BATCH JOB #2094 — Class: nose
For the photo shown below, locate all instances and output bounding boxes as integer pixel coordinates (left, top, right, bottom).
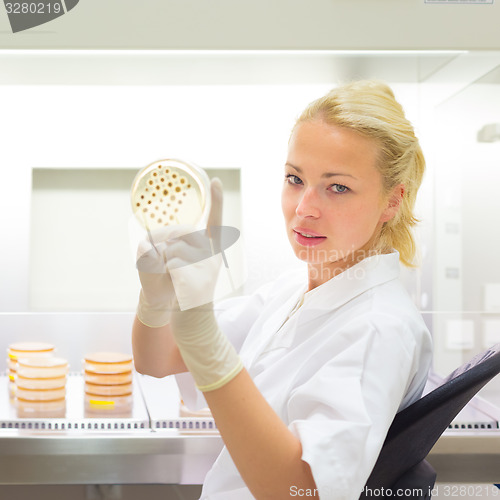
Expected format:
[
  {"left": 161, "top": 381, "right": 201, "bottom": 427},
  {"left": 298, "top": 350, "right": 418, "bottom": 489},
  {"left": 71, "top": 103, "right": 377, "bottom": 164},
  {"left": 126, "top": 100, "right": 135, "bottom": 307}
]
[{"left": 295, "top": 187, "right": 321, "bottom": 219}]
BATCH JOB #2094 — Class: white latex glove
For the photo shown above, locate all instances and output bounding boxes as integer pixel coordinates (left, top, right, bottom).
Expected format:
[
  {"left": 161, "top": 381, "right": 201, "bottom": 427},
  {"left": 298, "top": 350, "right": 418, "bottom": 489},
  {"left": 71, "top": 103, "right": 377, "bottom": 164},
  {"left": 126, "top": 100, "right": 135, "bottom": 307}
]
[
  {"left": 169, "top": 178, "right": 244, "bottom": 392},
  {"left": 135, "top": 225, "right": 191, "bottom": 328},
  {"left": 164, "top": 224, "right": 223, "bottom": 312}
]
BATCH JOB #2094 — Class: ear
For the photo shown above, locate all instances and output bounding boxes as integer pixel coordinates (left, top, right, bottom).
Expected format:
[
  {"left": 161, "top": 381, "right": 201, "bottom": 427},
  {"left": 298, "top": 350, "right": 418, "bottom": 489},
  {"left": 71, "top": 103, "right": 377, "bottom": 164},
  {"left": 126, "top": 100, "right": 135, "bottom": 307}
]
[{"left": 380, "top": 183, "right": 405, "bottom": 223}]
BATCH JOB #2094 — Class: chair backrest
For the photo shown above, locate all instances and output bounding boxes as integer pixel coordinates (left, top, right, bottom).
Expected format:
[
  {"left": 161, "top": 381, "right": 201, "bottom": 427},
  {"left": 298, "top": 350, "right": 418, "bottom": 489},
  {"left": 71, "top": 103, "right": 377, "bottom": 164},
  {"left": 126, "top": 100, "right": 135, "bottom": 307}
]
[{"left": 360, "top": 343, "right": 500, "bottom": 498}]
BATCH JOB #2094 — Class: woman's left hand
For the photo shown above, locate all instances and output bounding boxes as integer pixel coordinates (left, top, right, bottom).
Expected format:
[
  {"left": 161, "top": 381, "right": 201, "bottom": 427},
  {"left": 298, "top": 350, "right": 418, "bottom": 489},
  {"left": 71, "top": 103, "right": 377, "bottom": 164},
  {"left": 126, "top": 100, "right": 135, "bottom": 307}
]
[
  {"left": 165, "top": 178, "right": 224, "bottom": 311},
  {"left": 167, "top": 178, "right": 244, "bottom": 392}
]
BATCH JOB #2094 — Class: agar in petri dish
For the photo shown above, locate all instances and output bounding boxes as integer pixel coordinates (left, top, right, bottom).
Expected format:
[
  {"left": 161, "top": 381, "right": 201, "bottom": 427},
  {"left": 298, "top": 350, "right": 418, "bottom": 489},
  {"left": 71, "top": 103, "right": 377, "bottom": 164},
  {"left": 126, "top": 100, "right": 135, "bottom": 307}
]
[{"left": 131, "top": 159, "right": 211, "bottom": 230}]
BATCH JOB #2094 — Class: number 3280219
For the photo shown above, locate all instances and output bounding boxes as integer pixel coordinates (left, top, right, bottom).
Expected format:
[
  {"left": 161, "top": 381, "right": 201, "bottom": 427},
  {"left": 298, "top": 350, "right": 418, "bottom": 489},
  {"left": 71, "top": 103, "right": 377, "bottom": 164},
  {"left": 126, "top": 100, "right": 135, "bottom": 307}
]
[{"left": 5, "top": 2, "right": 62, "bottom": 14}]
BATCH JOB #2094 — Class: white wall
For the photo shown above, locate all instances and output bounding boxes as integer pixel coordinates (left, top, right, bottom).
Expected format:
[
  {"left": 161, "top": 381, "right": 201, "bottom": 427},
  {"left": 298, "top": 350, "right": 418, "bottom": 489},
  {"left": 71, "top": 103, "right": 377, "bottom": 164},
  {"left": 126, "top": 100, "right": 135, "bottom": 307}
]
[
  {"left": 0, "top": 83, "right": 332, "bottom": 311},
  {"left": 0, "top": 69, "right": 425, "bottom": 312}
]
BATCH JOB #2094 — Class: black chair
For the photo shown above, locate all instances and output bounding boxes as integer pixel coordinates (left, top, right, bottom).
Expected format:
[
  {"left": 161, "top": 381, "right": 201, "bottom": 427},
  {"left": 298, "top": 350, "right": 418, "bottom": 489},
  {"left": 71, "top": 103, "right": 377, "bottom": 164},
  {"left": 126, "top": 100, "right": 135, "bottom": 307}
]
[{"left": 360, "top": 343, "right": 500, "bottom": 499}]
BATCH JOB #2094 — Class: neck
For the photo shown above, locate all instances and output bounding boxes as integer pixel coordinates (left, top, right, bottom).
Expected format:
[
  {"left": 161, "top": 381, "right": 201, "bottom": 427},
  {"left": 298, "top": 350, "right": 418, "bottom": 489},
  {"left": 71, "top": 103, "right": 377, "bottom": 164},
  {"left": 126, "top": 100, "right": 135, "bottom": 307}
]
[
  {"left": 307, "top": 252, "right": 358, "bottom": 290},
  {"left": 306, "top": 226, "right": 387, "bottom": 290},
  {"left": 306, "top": 246, "right": 381, "bottom": 291}
]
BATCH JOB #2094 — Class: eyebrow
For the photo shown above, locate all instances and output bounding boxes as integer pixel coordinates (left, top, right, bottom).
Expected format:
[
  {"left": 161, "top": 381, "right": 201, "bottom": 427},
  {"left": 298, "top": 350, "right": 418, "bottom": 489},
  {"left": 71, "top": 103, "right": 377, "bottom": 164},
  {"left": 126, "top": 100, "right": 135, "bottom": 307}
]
[{"left": 285, "top": 163, "right": 358, "bottom": 180}]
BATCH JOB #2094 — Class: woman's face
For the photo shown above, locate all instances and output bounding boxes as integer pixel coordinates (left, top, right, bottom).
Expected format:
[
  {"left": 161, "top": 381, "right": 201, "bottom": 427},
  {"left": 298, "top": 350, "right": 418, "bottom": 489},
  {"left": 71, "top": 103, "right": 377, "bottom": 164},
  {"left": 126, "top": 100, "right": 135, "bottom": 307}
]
[{"left": 282, "top": 119, "right": 400, "bottom": 283}]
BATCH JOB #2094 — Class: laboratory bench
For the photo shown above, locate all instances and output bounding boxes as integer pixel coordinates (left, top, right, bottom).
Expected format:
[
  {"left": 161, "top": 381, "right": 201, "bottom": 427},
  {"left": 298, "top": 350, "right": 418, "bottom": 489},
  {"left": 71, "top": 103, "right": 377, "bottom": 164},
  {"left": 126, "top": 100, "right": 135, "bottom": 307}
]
[
  {"left": 1, "top": 313, "right": 500, "bottom": 486},
  {"left": 0, "top": 373, "right": 223, "bottom": 485},
  {"left": 0, "top": 372, "right": 499, "bottom": 486},
  {"left": 0, "top": 312, "right": 224, "bottom": 486}
]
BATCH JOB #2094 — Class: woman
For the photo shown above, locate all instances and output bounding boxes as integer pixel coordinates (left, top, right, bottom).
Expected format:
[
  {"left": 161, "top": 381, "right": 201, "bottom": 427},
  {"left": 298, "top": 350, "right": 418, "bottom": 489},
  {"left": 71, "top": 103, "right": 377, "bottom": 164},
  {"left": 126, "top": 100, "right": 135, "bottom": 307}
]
[{"left": 132, "top": 80, "right": 433, "bottom": 500}]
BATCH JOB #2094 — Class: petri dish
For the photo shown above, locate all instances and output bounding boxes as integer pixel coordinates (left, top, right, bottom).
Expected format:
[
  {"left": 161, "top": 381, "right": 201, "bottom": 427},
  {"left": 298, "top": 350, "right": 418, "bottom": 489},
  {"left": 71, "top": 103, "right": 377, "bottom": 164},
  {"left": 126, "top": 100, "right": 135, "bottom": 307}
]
[
  {"left": 7, "top": 359, "right": 18, "bottom": 371},
  {"left": 85, "top": 381, "right": 132, "bottom": 397},
  {"left": 7, "top": 342, "right": 55, "bottom": 360},
  {"left": 84, "top": 393, "right": 133, "bottom": 415},
  {"left": 8, "top": 343, "right": 58, "bottom": 399},
  {"left": 16, "top": 375, "right": 67, "bottom": 390},
  {"left": 17, "top": 357, "right": 69, "bottom": 379},
  {"left": 16, "top": 386, "right": 66, "bottom": 401},
  {"left": 17, "top": 398, "right": 66, "bottom": 418},
  {"left": 7, "top": 358, "right": 17, "bottom": 383},
  {"left": 84, "top": 370, "right": 132, "bottom": 385},
  {"left": 131, "top": 158, "right": 211, "bottom": 230},
  {"left": 84, "top": 352, "right": 133, "bottom": 374}
]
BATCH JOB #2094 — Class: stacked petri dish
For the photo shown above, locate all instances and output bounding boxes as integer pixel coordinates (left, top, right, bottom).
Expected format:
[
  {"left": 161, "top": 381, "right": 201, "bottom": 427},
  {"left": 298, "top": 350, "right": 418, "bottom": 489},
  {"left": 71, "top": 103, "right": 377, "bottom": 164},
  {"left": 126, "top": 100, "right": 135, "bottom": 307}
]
[
  {"left": 83, "top": 352, "right": 133, "bottom": 414},
  {"left": 15, "top": 357, "right": 69, "bottom": 417},
  {"left": 7, "top": 342, "right": 55, "bottom": 397}
]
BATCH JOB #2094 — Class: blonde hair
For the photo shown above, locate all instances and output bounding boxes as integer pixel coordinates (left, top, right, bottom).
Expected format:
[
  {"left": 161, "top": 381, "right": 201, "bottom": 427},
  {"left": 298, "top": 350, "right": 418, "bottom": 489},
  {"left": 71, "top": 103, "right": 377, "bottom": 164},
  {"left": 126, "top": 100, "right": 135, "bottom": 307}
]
[{"left": 294, "top": 80, "right": 425, "bottom": 267}]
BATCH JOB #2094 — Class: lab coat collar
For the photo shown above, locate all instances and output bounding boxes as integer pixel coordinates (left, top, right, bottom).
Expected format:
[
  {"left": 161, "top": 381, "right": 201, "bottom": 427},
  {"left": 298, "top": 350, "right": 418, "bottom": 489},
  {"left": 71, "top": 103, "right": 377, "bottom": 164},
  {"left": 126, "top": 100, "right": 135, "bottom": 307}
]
[
  {"left": 302, "top": 250, "right": 401, "bottom": 313},
  {"left": 243, "top": 251, "right": 401, "bottom": 370}
]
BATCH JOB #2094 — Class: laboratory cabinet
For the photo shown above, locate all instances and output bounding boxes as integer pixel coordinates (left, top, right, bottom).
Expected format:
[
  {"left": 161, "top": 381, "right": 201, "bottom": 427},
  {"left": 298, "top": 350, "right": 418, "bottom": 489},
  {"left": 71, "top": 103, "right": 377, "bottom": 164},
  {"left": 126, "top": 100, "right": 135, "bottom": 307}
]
[{"left": 2, "top": 49, "right": 500, "bottom": 493}]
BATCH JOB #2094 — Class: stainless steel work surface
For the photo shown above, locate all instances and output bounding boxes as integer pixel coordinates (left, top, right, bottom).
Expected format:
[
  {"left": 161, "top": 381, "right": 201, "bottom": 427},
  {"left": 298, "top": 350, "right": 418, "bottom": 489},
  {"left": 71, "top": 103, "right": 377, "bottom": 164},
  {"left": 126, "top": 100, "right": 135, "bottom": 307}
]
[
  {"left": 429, "top": 431, "right": 500, "bottom": 483},
  {"left": 0, "top": 430, "right": 223, "bottom": 485},
  {"left": 1, "top": 368, "right": 500, "bottom": 485},
  {"left": 137, "top": 374, "right": 217, "bottom": 433},
  {"left": 0, "top": 373, "right": 223, "bottom": 485}
]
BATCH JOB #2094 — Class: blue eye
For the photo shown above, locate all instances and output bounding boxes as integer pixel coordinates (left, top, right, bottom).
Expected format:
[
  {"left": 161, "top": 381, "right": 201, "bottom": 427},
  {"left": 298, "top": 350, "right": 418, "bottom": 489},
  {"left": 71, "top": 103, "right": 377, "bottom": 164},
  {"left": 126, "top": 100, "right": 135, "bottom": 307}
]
[
  {"left": 331, "top": 184, "right": 349, "bottom": 194},
  {"left": 286, "top": 174, "right": 302, "bottom": 185}
]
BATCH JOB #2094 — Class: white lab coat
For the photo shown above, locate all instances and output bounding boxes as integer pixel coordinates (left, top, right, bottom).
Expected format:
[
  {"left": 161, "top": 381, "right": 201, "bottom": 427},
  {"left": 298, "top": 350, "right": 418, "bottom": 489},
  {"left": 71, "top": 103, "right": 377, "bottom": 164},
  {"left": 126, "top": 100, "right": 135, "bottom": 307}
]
[{"left": 176, "top": 251, "right": 433, "bottom": 500}]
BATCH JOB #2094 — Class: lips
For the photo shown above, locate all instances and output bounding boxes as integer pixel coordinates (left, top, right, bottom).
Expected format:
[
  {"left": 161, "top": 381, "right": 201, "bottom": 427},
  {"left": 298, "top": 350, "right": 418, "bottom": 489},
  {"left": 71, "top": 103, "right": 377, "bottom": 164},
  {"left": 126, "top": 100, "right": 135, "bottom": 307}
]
[{"left": 293, "top": 228, "right": 326, "bottom": 247}]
